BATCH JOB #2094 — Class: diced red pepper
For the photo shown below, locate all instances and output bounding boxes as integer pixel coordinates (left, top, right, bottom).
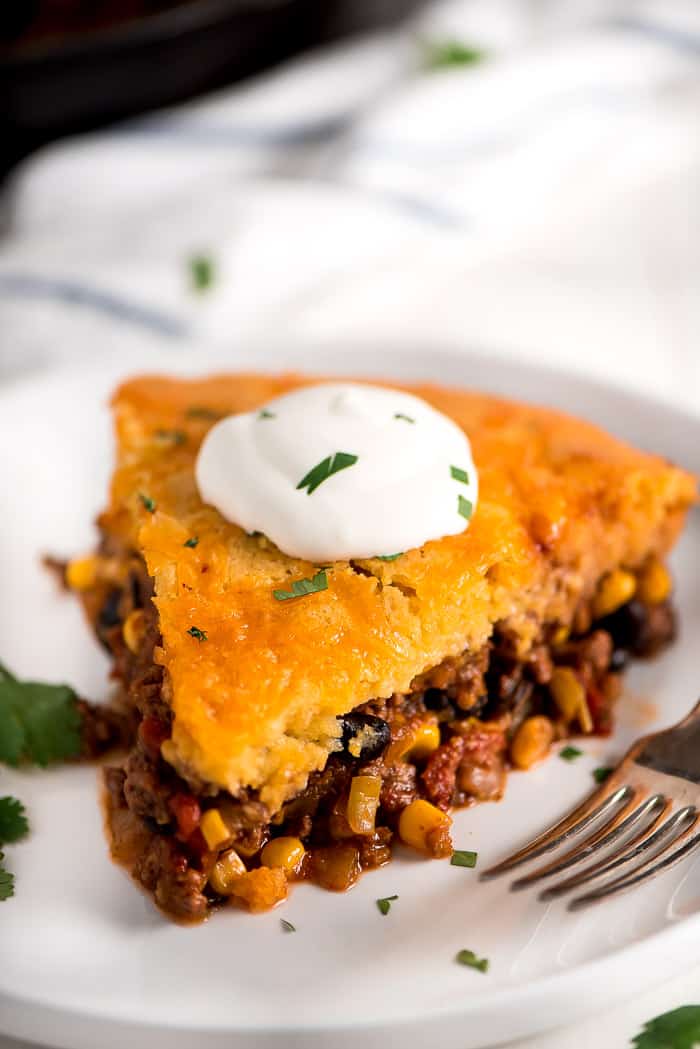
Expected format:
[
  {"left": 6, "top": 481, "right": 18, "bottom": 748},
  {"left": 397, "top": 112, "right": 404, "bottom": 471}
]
[
  {"left": 586, "top": 685, "right": 613, "bottom": 737},
  {"left": 169, "top": 792, "right": 201, "bottom": 840}
]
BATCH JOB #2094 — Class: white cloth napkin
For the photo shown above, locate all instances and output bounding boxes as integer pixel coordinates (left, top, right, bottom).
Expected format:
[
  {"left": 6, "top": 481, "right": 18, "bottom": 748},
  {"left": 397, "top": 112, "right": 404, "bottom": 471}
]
[{"left": 1, "top": 0, "right": 699, "bottom": 409}]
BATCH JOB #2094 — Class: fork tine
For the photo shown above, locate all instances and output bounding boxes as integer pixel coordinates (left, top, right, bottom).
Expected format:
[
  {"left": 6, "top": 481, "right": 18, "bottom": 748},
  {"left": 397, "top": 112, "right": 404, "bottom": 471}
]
[
  {"left": 480, "top": 785, "right": 634, "bottom": 880},
  {"left": 569, "top": 809, "right": 700, "bottom": 910},
  {"left": 540, "top": 803, "right": 693, "bottom": 901},
  {"left": 510, "top": 793, "right": 666, "bottom": 892}
]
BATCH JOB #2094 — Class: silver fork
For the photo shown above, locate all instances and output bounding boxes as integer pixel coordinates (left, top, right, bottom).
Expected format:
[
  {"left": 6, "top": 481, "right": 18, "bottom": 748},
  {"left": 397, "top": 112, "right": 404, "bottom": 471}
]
[{"left": 480, "top": 700, "right": 700, "bottom": 909}]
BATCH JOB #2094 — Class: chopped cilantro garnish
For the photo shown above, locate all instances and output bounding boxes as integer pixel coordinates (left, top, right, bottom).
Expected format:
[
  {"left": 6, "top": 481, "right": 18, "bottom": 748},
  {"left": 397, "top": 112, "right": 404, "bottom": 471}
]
[
  {"left": 297, "top": 452, "right": 358, "bottom": 495},
  {"left": 458, "top": 494, "right": 473, "bottom": 520},
  {"left": 0, "top": 857, "right": 14, "bottom": 901},
  {"left": 560, "top": 746, "right": 583, "bottom": 762},
  {"left": 187, "top": 626, "right": 208, "bottom": 642},
  {"left": 155, "top": 429, "right": 186, "bottom": 446},
  {"left": 0, "top": 797, "right": 29, "bottom": 844},
  {"left": 273, "top": 569, "right": 328, "bottom": 602},
  {"left": 450, "top": 465, "right": 470, "bottom": 485},
  {"left": 259, "top": 410, "right": 276, "bottom": 420},
  {"left": 376, "top": 553, "right": 403, "bottom": 562},
  {"left": 183, "top": 536, "right": 199, "bottom": 548},
  {"left": 139, "top": 493, "right": 157, "bottom": 513},
  {"left": 376, "top": 895, "right": 398, "bottom": 916},
  {"left": 455, "top": 948, "right": 489, "bottom": 973},
  {"left": 280, "top": 918, "right": 296, "bottom": 932},
  {"left": 394, "top": 413, "right": 415, "bottom": 424},
  {"left": 0, "top": 661, "right": 82, "bottom": 767},
  {"left": 632, "top": 1006, "right": 700, "bottom": 1049},
  {"left": 593, "top": 766, "right": 613, "bottom": 783},
  {"left": 189, "top": 254, "right": 215, "bottom": 292},
  {"left": 424, "top": 39, "right": 485, "bottom": 71},
  {"left": 186, "top": 406, "right": 222, "bottom": 421},
  {"left": 451, "top": 850, "right": 478, "bottom": 869}
]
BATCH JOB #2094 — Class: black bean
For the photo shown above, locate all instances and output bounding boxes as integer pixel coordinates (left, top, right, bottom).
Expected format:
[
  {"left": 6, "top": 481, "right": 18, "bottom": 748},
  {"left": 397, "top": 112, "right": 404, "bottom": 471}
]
[
  {"left": 609, "top": 648, "right": 629, "bottom": 673},
  {"left": 99, "top": 588, "right": 123, "bottom": 629},
  {"left": 423, "top": 688, "right": 453, "bottom": 712},
  {"left": 338, "top": 713, "right": 391, "bottom": 762},
  {"left": 454, "top": 693, "right": 489, "bottom": 718}
]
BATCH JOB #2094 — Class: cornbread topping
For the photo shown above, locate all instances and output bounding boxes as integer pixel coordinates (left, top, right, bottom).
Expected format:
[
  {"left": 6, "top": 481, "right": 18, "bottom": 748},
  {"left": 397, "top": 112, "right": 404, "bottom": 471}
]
[{"left": 194, "top": 382, "right": 479, "bottom": 561}]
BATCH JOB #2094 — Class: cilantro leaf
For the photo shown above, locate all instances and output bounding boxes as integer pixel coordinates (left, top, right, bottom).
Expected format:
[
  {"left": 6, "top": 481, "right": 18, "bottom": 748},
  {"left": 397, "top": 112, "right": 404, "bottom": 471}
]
[
  {"left": 139, "top": 493, "right": 157, "bottom": 513},
  {"left": 186, "top": 406, "right": 222, "bottom": 421},
  {"left": 560, "top": 746, "right": 583, "bottom": 762},
  {"left": 424, "top": 39, "right": 485, "bottom": 71},
  {"left": 451, "top": 849, "right": 478, "bottom": 868},
  {"left": 394, "top": 413, "right": 415, "bottom": 424},
  {"left": 632, "top": 1006, "right": 700, "bottom": 1049},
  {"left": 183, "top": 536, "right": 199, "bottom": 548},
  {"left": 450, "top": 465, "right": 470, "bottom": 485},
  {"left": 154, "top": 429, "right": 186, "bottom": 446},
  {"left": 455, "top": 948, "right": 489, "bottom": 973},
  {"left": 0, "top": 661, "right": 82, "bottom": 767},
  {"left": 189, "top": 254, "right": 215, "bottom": 292},
  {"left": 273, "top": 569, "right": 329, "bottom": 602},
  {"left": 376, "top": 895, "right": 398, "bottom": 916},
  {"left": 458, "top": 494, "right": 473, "bottom": 520},
  {"left": 187, "top": 626, "right": 208, "bottom": 642},
  {"left": 0, "top": 797, "right": 29, "bottom": 844},
  {"left": 593, "top": 766, "right": 613, "bottom": 783},
  {"left": 0, "top": 854, "right": 14, "bottom": 901},
  {"left": 296, "top": 452, "right": 358, "bottom": 495}
]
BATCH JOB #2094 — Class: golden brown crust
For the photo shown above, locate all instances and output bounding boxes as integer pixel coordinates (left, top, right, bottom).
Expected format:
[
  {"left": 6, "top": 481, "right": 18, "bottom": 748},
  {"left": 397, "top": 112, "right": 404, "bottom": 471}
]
[{"left": 100, "top": 373, "right": 697, "bottom": 810}]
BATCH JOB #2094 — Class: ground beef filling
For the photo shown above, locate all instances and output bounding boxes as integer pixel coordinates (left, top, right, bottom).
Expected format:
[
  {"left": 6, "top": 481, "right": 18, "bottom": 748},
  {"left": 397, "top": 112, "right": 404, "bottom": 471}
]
[{"left": 93, "top": 557, "right": 676, "bottom": 921}]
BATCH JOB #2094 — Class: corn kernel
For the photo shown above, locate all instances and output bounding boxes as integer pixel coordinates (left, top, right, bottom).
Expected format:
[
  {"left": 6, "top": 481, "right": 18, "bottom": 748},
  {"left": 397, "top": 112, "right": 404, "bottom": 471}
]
[
  {"left": 593, "top": 570, "right": 637, "bottom": 620},
  {"left": 510, "top": 716, "right": 554, "bottom": 770},
  {"left": 260, "top": 836, "right": 306, "bottom": 875},
  {"left": 66, "top": 555, "right": 99, "bottom": 591},
  {"left": 549, "top": 667, "right": 585, "bottom": 722},
  {"left": 551, "top": 625, "right": 570, "bottom": 646},
  {"left": 637, "top": 557, "right": 672, "bottom": 606},
  {"left": 346, "top": 775, "right": 382, "bottom": 835},
  {"left": 385, "top": 718, "right": 441, "bottom": 763},
  {"left": 549, "top": 667, "right": 594, "bottom": 734},
  {"left": 122, "top": 609, "right": 146, "bottom": 654},
  {"left": 200, "top": 808, "right": 231, "bottom": 850},
  {"left": 160, "top": 739, "right": 178, "bottom": 765},
  {"left": 398, "top": 799, "right": 452, "bottom": 853},
  {"left": 407, "top": 721, "right": 441, "bottom": 760},
  {"left": 208, "top": 848, "right": 247, "bottom": 895}
]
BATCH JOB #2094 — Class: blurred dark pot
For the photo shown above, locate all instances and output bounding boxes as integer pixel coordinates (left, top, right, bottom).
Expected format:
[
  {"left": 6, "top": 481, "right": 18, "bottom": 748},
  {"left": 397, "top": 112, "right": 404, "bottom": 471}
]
[{"left": 1, "top": 0, "right": 426, "bottom": 177}]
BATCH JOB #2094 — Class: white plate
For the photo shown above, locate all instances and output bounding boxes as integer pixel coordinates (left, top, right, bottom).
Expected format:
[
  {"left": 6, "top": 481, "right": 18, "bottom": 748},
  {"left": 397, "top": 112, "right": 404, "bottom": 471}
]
[{"left": 1, "top": 347, "right": 699, "bottom": 1049}]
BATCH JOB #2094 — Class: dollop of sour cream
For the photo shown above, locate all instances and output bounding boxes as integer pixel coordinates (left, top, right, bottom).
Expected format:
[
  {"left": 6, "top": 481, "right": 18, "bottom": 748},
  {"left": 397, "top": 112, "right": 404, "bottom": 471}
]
[{"left": 195, "top": 383, "right": 478, "bottom": 562}]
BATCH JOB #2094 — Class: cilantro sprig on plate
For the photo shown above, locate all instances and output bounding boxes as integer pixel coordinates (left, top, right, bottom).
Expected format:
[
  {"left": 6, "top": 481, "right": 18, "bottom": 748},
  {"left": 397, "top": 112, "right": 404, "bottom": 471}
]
[
  {"left": 0, "top": 797, "right": 29, "bottom": 843},
  {"left": 0, "top": 661, "right": 82, "bottom": 767},
  {"left": 0, "top": 661, "right": 84, "bottom": 902},
  {"left": 0, "top": 797, "right": 29, "bottom": 901},
  {"left": 632, "top": 1005, "right": 700, "bottom": 1048}
]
